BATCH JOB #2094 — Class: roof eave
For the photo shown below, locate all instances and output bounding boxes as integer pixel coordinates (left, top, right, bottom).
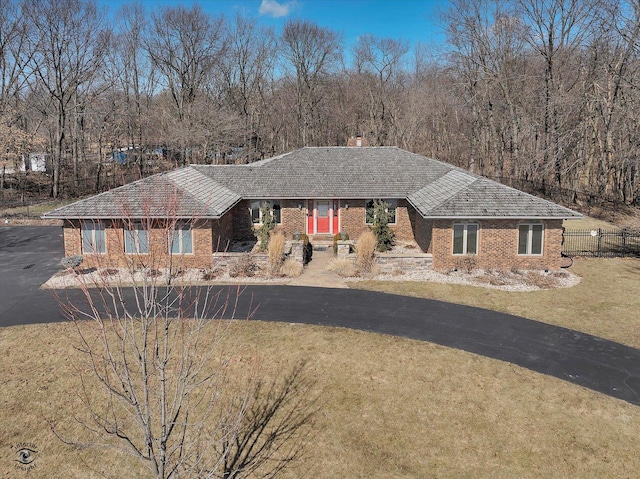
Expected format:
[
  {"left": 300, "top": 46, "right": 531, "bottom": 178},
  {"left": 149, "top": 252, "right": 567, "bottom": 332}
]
[
  {"left": 41, "top": 214, "right": 224, "bottom": 220},
  {"left": 420, "top": 214, "right": 583, "bottom": 219}
]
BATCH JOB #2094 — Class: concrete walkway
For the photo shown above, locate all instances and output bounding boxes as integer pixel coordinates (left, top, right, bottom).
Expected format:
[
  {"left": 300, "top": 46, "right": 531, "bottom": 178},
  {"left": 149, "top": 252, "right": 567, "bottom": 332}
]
[{"left": 288, "top": 245, "right": 348, "bottom": 288}]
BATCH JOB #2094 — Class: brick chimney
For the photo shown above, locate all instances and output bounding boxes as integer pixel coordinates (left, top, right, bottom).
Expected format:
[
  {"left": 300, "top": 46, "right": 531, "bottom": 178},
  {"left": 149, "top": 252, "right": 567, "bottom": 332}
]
[{"left": 347, "top": 134, "right": 368, "bottom": 147}]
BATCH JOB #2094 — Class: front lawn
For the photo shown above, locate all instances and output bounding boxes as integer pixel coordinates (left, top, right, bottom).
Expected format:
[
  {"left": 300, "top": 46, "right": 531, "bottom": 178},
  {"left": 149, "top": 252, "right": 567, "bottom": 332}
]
[
  {"left": 1, "top": 320, "right": 639, "bottom": 478},
  {"left": 354, "top": 257, "right": 640, "bottom": 348}
]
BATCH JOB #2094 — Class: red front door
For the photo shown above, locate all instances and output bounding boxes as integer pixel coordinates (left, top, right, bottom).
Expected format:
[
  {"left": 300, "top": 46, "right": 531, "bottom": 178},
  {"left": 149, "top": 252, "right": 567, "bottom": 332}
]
[{"left": 316, "top": 200, "right": 330, "bottom": 234}]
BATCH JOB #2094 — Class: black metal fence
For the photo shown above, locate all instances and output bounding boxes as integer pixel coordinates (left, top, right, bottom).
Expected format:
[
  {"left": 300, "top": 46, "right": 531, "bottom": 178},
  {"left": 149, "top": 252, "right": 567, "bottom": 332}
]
[{"left": 562, "top": 229, "right": 640, "bottom": 258}]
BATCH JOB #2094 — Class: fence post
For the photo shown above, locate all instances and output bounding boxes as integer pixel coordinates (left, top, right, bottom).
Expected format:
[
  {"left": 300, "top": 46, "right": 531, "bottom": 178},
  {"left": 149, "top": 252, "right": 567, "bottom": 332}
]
[
  {"left": 622, "top": 229, "right": 627, "bottom": 255},
  {"left": 597, "top": 228, "right": 602, "bottom": 257}
]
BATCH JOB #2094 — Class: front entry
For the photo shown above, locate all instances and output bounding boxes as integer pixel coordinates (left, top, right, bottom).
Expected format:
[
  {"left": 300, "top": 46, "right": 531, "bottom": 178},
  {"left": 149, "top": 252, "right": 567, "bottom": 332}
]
[
  {"left": 307, "top": 200, "right": 339, "bottom": 235},
  {"left": 316, "top": 201, "right": 330, "bottom": 234}
]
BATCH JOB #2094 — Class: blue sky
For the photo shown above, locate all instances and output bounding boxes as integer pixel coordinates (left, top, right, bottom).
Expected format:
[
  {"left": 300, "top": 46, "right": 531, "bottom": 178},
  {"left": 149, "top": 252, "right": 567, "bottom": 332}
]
[{"left": 105, "top": 0, "right": 449, "bottom": 51}]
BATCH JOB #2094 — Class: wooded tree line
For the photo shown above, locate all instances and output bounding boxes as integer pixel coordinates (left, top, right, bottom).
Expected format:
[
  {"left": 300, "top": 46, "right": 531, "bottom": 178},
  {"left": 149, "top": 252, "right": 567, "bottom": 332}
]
[{"left": 1, "top": 0, "right": 639, "bottom": 205}]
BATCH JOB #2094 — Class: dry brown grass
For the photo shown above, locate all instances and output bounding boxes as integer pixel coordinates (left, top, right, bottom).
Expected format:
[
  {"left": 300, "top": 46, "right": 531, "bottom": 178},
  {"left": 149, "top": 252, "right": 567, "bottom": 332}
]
[
  {"left": 280, "top": 258, "right": 303, "bottom": 277},
  {"left": 356, "top": 230, "right": 377, "bottom": 272},
  {"left": 0, "top": 199, "right": 75, "bottom": 218},
  {"left": 326, "top": 258, "right": 357, "bottom": 277},
  {"left": 267, "top": 232, "right": 286, "bottom": 274},
  {"left": 1, "top": 320, "right": 640, "bottom": 478},
  {"left": 355, "top": 257, "right": 640, "bottom": 348},
  {"left": 564, "top": 216, "right": 623, "bottom": 231}
]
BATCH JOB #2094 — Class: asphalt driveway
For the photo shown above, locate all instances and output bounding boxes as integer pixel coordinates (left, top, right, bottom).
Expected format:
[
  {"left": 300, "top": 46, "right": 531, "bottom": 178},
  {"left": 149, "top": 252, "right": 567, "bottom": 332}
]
[
  {"left": 1, "top": 225, "right": 639, "bottom": 406},
  {"left": 0, "top": 225, "right": 66, "bottom": 326}
]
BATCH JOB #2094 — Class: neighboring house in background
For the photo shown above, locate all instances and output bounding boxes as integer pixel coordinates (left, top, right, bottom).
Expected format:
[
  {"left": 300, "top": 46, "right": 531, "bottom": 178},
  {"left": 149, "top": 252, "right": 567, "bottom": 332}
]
[
  {"left": 21, "top": 153, "right": 47, "bottom": 172},
  {"left": 43, "top": 146, "right": 581, "bottom": 272},
  {"left": 1, "top": 153, "right": 48, "bottom": 174}
]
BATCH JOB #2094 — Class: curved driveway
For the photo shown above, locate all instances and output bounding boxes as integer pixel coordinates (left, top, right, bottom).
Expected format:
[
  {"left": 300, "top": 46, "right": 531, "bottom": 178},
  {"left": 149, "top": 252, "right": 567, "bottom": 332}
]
[{"left": 1, "top": 226, "right": 640, "bottom": 406}]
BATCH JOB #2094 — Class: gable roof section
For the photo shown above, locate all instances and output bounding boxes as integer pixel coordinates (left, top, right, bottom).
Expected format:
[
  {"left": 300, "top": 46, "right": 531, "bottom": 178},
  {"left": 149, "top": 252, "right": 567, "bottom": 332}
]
[
  {"left": 44, "top": 146, "right": 581, "bottom": 220},
  {"left": 407, "top": 171, "right": 578, "bottom": 218},
  {"left": 43, "top": 168, "right": 240, "bottom": 219}
]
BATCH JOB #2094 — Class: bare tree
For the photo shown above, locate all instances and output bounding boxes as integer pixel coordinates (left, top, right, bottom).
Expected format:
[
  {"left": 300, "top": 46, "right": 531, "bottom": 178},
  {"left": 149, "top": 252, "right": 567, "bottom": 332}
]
[
  {"left": 146, "top": 5, "right": 226, "bottom": 165},
  {"left": 25, "top": 0, "right": 110, "bottom": 198},
  {"left": 109, "top": 2, "right": 158, "bottom": 176},
  {"left": 52, "top": 186, "right": 315, "bottom": 478},
  {"left": 518, "top": 0, "right": 602, "bottom": 186},
  {"left": 352, "top": 34, "right": 409, "bottom": 145},
  {"left": 219, "top": 14, "right": 277, "bottom": 162},
  {"left": 281, "top": 20, "right": 343, "bottom": 146}
]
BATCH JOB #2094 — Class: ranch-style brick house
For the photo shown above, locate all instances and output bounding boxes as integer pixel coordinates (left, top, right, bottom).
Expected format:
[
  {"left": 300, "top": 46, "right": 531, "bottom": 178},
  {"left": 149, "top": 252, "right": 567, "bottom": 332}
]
[{"left": 44, "top": 146, "right": 581, "bottom": 272}]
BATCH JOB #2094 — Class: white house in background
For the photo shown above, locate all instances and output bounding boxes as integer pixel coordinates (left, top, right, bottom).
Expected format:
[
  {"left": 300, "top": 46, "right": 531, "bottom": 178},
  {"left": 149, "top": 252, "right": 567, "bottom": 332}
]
[{"left": 20, "top": 153, "right": 48, "bottom": 172}]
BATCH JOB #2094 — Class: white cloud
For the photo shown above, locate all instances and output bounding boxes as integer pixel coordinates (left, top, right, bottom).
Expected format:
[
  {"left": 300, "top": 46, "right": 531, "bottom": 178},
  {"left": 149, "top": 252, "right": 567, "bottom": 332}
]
[{"left": 259, "top": 0, "right": 293, "bottom": 18}]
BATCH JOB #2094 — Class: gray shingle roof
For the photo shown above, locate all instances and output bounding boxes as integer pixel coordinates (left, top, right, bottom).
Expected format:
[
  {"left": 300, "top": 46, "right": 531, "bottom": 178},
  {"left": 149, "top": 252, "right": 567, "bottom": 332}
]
[
  {"left": 44, "top": 146, "right": 581, "bottom": 220},
  {"left": 44, "top": 168, "right": 240, "bottom": 219},
  {"left": 408, "top": 170, "right": 478, "bottom": 215},
  {"left": 192, "top": 147, "right": 451, "bottom": 198}
]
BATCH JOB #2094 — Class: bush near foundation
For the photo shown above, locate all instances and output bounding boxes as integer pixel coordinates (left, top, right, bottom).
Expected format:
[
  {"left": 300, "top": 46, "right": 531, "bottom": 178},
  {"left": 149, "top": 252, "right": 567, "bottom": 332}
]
[
  {"left": 356, "top": 231, "right": 377, "bottom": 273},
  {"left": 370, "top": 200, "right": 395, "bottom": 252},
  {"left": 268, "top": 232, "right": 286, "bottom": 274}
]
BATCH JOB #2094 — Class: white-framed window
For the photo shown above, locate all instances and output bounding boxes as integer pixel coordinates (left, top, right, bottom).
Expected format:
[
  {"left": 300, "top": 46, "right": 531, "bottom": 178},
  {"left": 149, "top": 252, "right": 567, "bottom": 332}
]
[
  {"left": 518, "top": 223, "right": 544, "bottom": 255},
  {"left": 250, "top": 200, "right": 281, "bottom": 224},
  {"left": 365, "top": 199, "right": 397, "bottom": 224},
  {"left": 452, "top": 223, "right": 478, "bottom": 255},
  {"left": 169, "top": 221, "right": 193, "bottom": 254},
  {"left": 81, "top": 221, "right": 106, "bottom": 254},
  {"left": 124, "top": 222, "right": 149, "bottom": 254}
]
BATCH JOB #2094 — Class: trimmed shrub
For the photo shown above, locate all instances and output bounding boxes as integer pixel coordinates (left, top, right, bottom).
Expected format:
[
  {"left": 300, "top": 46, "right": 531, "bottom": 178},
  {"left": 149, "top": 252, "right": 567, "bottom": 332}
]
[
  {"left": 356, "top": 231, "right": 377, "bottom": 273},
  {"left": 281, "top": 258, "right": 303, "bottom": 277},
  {"left": 370, "top": 200, "right": 395, "bottom": 252},
  {"left": 332, "top": 231, "right": 349, "bottom": 255},
  {"left": 254, "top": 203, "right": 276, "bottom": 251},
  {"left": 268, "top": 232, "right": 286, "bottom": 274}
]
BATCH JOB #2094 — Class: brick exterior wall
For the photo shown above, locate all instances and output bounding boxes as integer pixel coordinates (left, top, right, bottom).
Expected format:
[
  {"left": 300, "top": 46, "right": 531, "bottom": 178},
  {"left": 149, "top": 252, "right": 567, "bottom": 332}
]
[
  {"left": 230, "top": 198, "right": 417, "bottom": 242},
  {"left": 410, "top": 212, "right": 433, "bottom": 253},
  {"left": 231, "top": 201, "right": 255, "bottom": 241},
  {"left": 61, "top": 208, "right": 564, "bottom": 273},
  {"left": 334, "top": 199, "right": 416, "bottom": 242},
  {"left": 63, "top": 219, "right": 217, "bottom": 270},
  {"left": 230, "top": 199, "right": 307, "bottom": 241},
  {"left": 431, "top": 219, "right": 564, "bottom": 272},
  {"left": 212, "top": 214, "right": 233, "bottom": 252},
  {"left": 63, "top": 220, "right": 81, "bottom": 257},
  {"left": 276, "top": 199, "right": 307, "bottom": 237}
]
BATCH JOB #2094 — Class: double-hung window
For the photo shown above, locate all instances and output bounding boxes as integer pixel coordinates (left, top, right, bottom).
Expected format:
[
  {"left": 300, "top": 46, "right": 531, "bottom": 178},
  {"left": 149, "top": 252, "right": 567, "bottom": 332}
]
[
  {"left": 124, "top": 222, "right": 149, "bottom": 254},
  {"left": 365, "top": 199, "right": 397, "bottom": 224},
  {"left": 250, "top": 200, "right": 281, "bottom": 224},
  {"left": 452, "top": 223, "right": 478, "bottom": 255},
  {"left": 518, "top": 223, "right": 544, "bottom": 255},
  {"left": 170, "top": 221, "right": 193, "bottom": 254},
  {"left": 81, "top": 221, "right": 106, "bottom": 254}
]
